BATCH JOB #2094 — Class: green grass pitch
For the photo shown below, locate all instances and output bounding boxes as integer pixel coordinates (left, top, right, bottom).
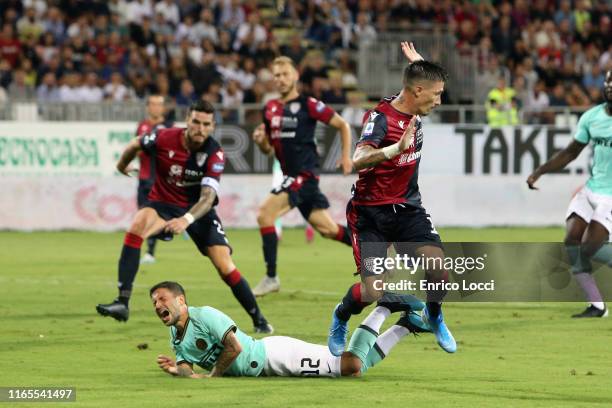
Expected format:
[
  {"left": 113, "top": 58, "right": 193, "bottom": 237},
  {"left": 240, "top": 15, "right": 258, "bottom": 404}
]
[{"left": 1, "top": 228, "right": 611, "bottom": 407}]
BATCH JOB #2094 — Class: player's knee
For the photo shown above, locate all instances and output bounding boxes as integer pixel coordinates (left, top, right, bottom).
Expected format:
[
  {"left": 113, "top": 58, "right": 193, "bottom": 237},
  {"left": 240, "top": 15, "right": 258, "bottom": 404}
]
[
  {"left": 256, "top": 208, "right": 273, "bottom": 227},
  {"left": 340, "top": 352, "right": 362, "bottom": 377},
  {"left": 128, "top": 220, "right": 147, "bottom": 236}
]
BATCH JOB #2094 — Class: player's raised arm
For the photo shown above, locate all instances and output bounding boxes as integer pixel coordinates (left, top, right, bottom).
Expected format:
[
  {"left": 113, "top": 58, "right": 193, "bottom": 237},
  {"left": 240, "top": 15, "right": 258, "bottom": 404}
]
[
  {"left": 116, "top": 137, "right": 143, "bottom": 176},
  {"left": 252, "top": 123, "right": 273, "bottom": 155},
  {"left": 328, "top": 113, "right": 353, "bottom": 175},
  {"left": 353, "top": 116, "right": 417, "bottom": 171},
  {"left": 526, "top": 140, "right": 587, "bottom": 190},
  {"left": 209, "top": 331, "right": 243, "bottom": 377}
]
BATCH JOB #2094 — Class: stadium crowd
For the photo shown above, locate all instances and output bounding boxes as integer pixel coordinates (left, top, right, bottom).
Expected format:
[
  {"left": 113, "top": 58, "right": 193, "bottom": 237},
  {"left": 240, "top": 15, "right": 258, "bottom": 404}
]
[{"left": 0, "top": 0, "right": 610, "bottom": 124}]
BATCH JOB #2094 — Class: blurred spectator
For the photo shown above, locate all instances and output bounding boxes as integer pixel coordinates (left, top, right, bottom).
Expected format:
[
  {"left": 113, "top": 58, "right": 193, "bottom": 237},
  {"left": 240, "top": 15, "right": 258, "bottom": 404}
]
[
  {"left": 340, "top": 90, "right": 366, "bottom": 128},
  {"left": 220, "top": 79, "right": 243, "bottom": 121},
  {"left": 193, "top": 8, "right": 219, "bottom": 45},
  {"left": 525, "top": 80, "right": 550, "bottom": 124},
  {"left": 281, "top": 34, "right": 306, "bottom": 65},
  {"left": 549, "top": 83, "right": 569, "bottom": 107},
  {"left": 104, "top": 71, "right": 132, "bottom": 101},
  {"left": 220, "top": 0, "right": 246, "bottom": 33},
  {"left": 8, "top": 68, "right": 35, "bottom": 101},
  {"left": 155, "top": 0, "right": 180, "bottom": 27},
  {"left": 79, "top": 71, "right": 103, "bottom": 102},
  {"left": 554, "top": 0, "right": 575, "bottom": 30},
  {"left": 352, "top": 11, "right": 377, "bottom": 45},
  {"left": 36, "top": 71, "right": 60, "bottom": 102},
  {"left": 583, "top": 64, "right": 605, "bottom": 91},
  {"left": 16, "top": 6, "right": 44, "bottom": 41},
  {"left": 67, "top": 15, "right": 93, "bottom": 40},
  {"left": 322, "top": 70, "right": 346, "bottom": 104},
  {"left": 0, "top": 24, "right": 21, "bottom": 68},
  {"left": 233, "top": 12, "right": 267, "bottom": 55},
  {"left": 566, "top": 82, "right": 591, "bottom": 107},
  {"left": 573, "top": 0, "right": 591, "bottom": 35},
  {"left": 175, "top": 78, "right": 196, "bottom": 106},
  {"left": 486, "top": 76, "right": 516, "bottom": 126},
  {"left": 58, "top": 71, "right": 82, "bottom": 102}
]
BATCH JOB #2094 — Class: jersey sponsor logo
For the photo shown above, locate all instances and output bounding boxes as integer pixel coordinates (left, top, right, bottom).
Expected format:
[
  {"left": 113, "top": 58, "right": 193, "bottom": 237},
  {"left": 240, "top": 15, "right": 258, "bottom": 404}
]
[
  {"left": 212, "top": 162, "right": 224, "bottom": 172},
  {"left": 315, "top": 100, "right": 326, "bottom": 112},
  {"left": 396, "top": 150, "right": 421, "bottom": 166},
  {"left": 196, "top": 338, "right": 207, "bottom": 350},
  {"left": 169, "top": 150, "right": 175, "bottom": 158},
  {"left": 362, "top": 122, "right": 375, "bottom": 136},
  {"left": 196, "top": 152, "right": 208, "bottom": 167},
  {"left": 289, "top": 102, "right": 301, "bottom": 114}
]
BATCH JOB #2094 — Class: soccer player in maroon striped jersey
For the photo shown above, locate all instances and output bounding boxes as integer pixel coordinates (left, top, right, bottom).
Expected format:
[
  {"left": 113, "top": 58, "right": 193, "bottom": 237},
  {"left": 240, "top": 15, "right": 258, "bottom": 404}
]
[
  {"left": 328, "top": 43, "right": 457, "bottom": 356},
  {"left": 251, "top": 56, "right": 353, "bottom": 296},
  {"left": 96, "top": 100, "right": 273, "bottom": 333},
  {"left": 135, "top": 95, "right": 171, "bottom": 264}
]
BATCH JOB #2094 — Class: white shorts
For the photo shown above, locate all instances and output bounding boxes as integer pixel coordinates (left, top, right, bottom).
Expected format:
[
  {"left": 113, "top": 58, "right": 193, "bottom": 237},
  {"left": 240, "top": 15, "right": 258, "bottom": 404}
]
[
  {"left": 261, "top": 336, "right": 341, "bottom": 378},
  {"left": 566, "top": 186, "right": 612, "bottom": 234}
]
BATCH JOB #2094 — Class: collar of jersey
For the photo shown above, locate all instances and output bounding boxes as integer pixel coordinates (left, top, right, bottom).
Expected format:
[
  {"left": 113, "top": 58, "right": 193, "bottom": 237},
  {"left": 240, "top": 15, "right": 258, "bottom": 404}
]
[{"left": 172, "top": 316, "right": 191, "bottom": 345}]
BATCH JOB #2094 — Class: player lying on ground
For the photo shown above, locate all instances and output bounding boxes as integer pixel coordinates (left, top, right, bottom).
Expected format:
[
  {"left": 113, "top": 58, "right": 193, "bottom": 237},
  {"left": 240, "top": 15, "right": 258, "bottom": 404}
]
[
  {"left": 151, "top": 281, "right": 431, "bottom": 378},
  {"left": 250, "top": 55, "right": 354, "bottom": 297},
  {"left": 328, "top": 42, "right": 457, "bottom": 356},
  {"left": 527, "top": 69, "right": 612, "bottom": 318},
  {"left": 96, "top": 100, "right": 272, "bottom": 333}
]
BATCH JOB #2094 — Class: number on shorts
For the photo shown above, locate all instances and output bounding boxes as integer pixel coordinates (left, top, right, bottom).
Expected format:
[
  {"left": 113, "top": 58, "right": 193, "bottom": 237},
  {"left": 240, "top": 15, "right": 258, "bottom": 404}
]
[
  {"left": 427, "top": 216, "right": 439, "bottom": 235},
  {"left": 299, "top": 358, "right": 320, "bottom": 376},
  {"left": 213, "top": 219, "right": 226, "bottom": 236}
]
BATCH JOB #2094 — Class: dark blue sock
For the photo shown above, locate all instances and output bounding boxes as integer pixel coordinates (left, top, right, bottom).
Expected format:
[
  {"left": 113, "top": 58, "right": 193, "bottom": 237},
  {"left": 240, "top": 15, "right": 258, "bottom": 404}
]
[
  {"left": 117, "top": 232, "right": 143, "bottom": 306},
  {"left": 260, "top": 226, "right": 278, "bottom": 278}
]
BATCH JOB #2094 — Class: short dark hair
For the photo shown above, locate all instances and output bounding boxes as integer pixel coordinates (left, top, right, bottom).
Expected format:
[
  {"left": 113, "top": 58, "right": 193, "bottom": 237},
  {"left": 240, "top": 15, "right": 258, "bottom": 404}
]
[
  {"left": 188, "top": 99, "right": 214, "bottom": 114},
  {"left": 403, "top": 61, "right": 448, "bottom": 88},
  {"left": 149, "top": 281, "right": 186, "bottom": 301}
]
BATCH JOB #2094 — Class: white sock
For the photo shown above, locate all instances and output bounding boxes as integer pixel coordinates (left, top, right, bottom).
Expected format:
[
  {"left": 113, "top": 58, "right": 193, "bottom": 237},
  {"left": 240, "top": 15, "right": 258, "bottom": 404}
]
[
  {"left": 361, "top": 306, "right": 391, "bottom": 333},
  {"left": 376, "top": 325, "right": 410, "bottom": 356},
  {"left": 591, "top": 302, "right": 606, "bottom": 310}
]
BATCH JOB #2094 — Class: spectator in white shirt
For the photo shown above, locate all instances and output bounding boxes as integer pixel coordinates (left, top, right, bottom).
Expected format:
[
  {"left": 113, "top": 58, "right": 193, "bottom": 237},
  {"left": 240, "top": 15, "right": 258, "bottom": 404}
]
[
  {"left": 79, "top": 72, "right": 103, "bottom": 102},
  {"left": 352, "top": 12, "right": 377, "bottom": 45},
  {"left": 154, "top": 0, "right": 180, "bottom": 27},
  {"left": 233, "top": 12, "right": 266, "bottom": 54},
  {"left": 104, "top": 71, "right": 131, "bottom": 101},
  {"left": 193, "top": 8, "right": 219, "bottom": 45},
  {"left": 58, "top": 71, "right": 83, "bottom": 102},
  {"left": 126, "top": 0, "right": 153, "bottom": 25},
  {"left": 220, "top": 0, "right": 246, "bottom": 32},
  {"left": 36, "top": 72, "right": 60, "bottom": 102}
]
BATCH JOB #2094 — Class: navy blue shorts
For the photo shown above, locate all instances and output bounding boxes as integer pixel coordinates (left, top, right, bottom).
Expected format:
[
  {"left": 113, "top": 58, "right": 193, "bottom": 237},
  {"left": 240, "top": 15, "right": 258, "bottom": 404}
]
[
  {"left": 346, "top": 200, "right": 442, "bottom": 277},
  {"left": 271, "top": 175, "right": 330, "bottom": 219},
  {"left": 145, "top": 201, "right": 231, "bottom": 256}
]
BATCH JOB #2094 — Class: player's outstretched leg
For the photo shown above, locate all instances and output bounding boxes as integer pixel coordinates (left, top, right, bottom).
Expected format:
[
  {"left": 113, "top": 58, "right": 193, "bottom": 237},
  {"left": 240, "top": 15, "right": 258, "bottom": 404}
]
[
  {"left": 97, "top": 208, "right": 165, "bottom": 322},
  {"left": 328, "top": 283, "right": 370, "bottom": 356},
  {"left": 308, "top": 209, "right": 352, "bottom": 246},
  {"left": 208, "top": 245, "right": 274, "bottom": 333}
]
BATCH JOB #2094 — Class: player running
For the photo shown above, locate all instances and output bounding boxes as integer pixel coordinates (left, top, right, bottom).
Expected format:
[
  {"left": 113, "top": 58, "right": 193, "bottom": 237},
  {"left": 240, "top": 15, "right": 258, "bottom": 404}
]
[
  {"left": 135, "top": 95, "right": 172, "bottom": 265},
  {"left": 251, "top": 56, "right": 353, "bottom": 297},
  {"left": 327, "top": 42, "right": 457, "bottom": 356},
  {"left": 151, "top": 281, "right": 431, "bottom": 378},
  {"left": 527, "top": 69, "right": 612, "bottom": 318},
  {"left": 96, "top": 100, "right": 273, "bottom": 333}
]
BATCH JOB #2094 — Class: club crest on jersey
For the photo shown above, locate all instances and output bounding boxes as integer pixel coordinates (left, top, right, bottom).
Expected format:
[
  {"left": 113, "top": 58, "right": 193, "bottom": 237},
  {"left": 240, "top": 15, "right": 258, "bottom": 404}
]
[
  {"left": 169, "top": 164, "right": 182, "bottom": 177},
  {"left": 289, "top": 102, "right": 301, "bottom": 114},
  {"left": 169, "top": 150, "right": 175, "bottom": 158},
  {"left": 196, "top": 152, "right": 208, "bottom": 167},
  {"left": 196, "top": 338, "right": 207, "bottom": 350}
]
